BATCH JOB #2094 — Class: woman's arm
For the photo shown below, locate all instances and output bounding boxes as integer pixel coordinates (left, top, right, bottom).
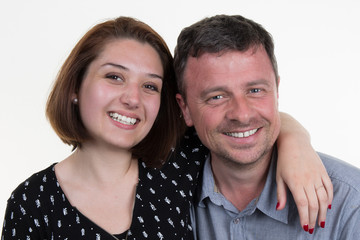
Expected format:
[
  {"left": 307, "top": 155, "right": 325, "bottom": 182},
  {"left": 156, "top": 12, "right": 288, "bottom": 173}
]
[{"left": 276, "top": 112, "right": 333, "bottom": 234}]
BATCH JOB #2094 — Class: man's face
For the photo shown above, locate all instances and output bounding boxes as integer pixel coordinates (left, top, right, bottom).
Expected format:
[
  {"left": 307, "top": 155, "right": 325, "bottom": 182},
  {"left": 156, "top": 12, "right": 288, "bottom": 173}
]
[{"left": 176, "top": 46, "right": 281, "bottom": 166}]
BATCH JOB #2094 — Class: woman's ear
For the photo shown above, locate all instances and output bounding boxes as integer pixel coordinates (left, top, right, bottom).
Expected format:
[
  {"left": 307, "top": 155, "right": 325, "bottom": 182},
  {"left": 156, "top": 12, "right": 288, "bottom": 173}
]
[{"left": 72, "top": 93, "right": 78, "bottom": 104}]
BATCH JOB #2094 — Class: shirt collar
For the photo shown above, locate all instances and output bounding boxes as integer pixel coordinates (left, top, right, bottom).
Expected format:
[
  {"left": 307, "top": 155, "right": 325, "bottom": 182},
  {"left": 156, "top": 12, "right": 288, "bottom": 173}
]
[
  {"left": 197, "top": 148, "right": 289, "bottom": 224},
  {"left": 198, "top": 155, "right": 240, "bottom": 214},
  {"left": 257, "top": 149, "right": 289, "bottom": 224}
]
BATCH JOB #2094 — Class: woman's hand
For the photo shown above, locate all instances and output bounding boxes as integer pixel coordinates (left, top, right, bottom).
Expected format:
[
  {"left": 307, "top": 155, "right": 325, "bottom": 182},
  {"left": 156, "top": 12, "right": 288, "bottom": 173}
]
[{"left": 276, "top": 113, "right": 333, "bottom": 234}]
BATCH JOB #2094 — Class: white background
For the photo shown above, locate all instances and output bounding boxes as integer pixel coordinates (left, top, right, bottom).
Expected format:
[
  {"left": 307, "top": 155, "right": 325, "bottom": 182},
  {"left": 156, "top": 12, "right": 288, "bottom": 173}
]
[{"left": 1, "top": 0, "right": 359, "bottom": 228}]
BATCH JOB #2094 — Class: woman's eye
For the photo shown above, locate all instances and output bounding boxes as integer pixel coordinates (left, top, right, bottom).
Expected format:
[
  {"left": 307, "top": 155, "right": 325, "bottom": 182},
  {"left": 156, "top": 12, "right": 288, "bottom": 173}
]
[
  {"left": 106, "top": 74, "right": 123, "bottom": 82},
  {"left": 144, "top": 84, "right": 159, "bottom": 92}
]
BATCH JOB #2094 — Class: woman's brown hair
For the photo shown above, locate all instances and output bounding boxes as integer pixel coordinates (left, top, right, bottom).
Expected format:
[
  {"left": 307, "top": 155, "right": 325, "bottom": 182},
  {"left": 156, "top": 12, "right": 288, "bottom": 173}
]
[{"left": 46, "top": 17, "right": 185, "bottom": 167}]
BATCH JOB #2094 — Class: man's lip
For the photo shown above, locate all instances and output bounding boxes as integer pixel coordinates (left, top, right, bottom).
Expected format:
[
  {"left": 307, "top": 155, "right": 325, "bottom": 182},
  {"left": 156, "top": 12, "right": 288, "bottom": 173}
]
[{"left": 223, "top": 128, "right": 259, "bottom": 138}]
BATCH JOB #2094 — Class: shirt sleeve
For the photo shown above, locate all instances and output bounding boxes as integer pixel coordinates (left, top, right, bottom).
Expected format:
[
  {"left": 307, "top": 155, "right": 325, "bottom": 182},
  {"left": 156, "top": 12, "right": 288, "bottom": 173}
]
[{"left": 340, "top": 204, "right": 360, "bottom": 239}]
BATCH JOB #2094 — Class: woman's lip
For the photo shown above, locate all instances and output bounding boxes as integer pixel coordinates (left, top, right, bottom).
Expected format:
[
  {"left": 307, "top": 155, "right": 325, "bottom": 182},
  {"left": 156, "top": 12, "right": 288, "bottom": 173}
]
[{"left": 108, "top": 112, "right": 139, "bottom": 125}]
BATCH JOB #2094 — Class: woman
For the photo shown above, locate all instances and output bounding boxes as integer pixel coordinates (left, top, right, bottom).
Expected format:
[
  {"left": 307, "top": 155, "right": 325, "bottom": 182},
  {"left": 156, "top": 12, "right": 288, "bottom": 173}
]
[{"left": 1, "top": 17, "right": 331, "bottom": 239}]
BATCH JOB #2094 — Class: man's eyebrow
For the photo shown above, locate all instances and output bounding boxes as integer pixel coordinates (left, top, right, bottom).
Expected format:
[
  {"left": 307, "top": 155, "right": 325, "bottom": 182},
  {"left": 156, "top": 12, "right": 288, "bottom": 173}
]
[
  {"left": 199, "top": 79, "right": 273, "bottom": 98},
  {"left": 246, "top": 79, "right": 271, "bottom": 87},
  {"left": 102, "top": 63, "right": 163, "bottom": 80}
]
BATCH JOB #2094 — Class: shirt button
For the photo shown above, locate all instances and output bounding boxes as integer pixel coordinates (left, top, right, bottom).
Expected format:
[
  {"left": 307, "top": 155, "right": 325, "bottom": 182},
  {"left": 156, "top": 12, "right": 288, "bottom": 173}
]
[{"left": 233, "top": 218, "right": 240, "bottom": 224}]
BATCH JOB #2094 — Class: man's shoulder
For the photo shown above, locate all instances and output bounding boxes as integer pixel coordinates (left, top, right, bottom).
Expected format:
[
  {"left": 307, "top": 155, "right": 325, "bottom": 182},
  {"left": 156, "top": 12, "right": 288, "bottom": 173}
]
[{"left": 319, "top": 152, "right": 360, "bottom": 193}]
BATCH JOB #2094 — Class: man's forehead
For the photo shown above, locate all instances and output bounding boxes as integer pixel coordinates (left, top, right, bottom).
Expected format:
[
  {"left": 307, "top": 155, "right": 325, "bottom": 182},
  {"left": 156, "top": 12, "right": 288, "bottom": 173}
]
[
  {"left": 183, "top": 47, "right": 277, "bottom": 90},
  {"left": 185, "top": 47, "right": 267, "bottom": 72}
]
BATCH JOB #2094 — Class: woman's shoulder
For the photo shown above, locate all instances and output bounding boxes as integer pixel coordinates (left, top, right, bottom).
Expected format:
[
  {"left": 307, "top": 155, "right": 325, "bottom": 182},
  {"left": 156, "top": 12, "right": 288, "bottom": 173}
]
[
  {"left": 178, "top": 127, "right": 209, "bottom": 163},
  {"left": 168, "top": 127, "right": 209, "bottom": 169},
  {"left": 7, "top": 163, "right": 60, "bottom": 205}
]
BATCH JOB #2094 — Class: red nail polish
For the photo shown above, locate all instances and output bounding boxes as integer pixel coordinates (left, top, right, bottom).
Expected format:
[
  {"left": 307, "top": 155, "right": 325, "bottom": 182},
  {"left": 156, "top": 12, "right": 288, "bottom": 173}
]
[
  {"left": 303, "top": 224, "right": 309, "bottom": 232},
  {"left": 309, "top": 228, "right": 314, "bottom": 234},
  {"left": 321, "top": 221, "right": 325, "bottom": 228},
  {"left": 328, "top": 204, "right": 332, "bottom": 209},
  {"left": 276, "top": 202, "right": 280, "bottom": 210}
]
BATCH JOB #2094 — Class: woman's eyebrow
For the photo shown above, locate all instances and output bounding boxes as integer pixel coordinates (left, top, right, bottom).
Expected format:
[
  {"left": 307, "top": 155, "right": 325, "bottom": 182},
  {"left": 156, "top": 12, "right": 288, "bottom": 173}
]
[{"left": 102, "top": 62, "right": 163, "bottom": 80}]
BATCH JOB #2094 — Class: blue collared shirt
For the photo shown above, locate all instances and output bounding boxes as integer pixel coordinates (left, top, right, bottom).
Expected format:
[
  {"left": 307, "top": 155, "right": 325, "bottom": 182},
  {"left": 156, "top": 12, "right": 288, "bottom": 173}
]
[{"left": 191, "top": 151, "right": 360, "bottom": 240}]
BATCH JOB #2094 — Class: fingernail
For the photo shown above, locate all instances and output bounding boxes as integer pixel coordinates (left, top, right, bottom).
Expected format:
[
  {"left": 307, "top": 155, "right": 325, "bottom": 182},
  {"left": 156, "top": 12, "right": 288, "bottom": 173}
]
[
  {"left": 303, "top": 224, "right": 309, "bottom": 232},
  {"left": 321, "top": 221, "right": 325, "bottom": 228},
  {"left": 276, "top": 202, "right": 280, "bottom": 210},
  {"left": 309, "top": 228, "right": 314, "bottom": 234},
  {"left": 328, "top": 204, "right": 332, "bottom": 209}
]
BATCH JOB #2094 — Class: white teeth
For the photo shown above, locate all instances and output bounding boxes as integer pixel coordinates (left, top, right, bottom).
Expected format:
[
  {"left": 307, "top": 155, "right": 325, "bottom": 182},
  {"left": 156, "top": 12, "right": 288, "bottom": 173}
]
[
  {"left": 109, "top": 112, "right": 137, "bottom": 125},
  {"left": 225, "top": 128, "right": 258, "bottom": 138}
]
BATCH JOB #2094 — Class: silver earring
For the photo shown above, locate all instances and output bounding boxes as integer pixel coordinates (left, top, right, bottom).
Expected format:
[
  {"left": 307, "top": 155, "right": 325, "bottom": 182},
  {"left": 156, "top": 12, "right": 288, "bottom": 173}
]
[{"left": 73, "top": 98, "right": 78, "bottom": 104}]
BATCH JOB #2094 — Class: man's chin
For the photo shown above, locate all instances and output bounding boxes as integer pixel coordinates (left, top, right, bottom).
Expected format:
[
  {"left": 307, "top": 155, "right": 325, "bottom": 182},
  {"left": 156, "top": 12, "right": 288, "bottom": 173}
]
[{"left": 216, "top": 147, "right": 271, "bottom": 167}]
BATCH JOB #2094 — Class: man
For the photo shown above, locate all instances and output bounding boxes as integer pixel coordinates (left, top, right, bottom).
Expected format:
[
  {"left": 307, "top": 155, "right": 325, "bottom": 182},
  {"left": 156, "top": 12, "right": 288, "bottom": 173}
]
[{"left": 174, "top": 15, "right": 360, "bottom": 239}]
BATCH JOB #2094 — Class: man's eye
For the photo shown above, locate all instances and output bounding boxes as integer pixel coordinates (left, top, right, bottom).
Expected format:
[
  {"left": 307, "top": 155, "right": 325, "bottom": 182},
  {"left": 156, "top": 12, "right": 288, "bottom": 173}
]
[
  {"left": 250, "top": 88, "right": 261, "bottom": 93},
  {"left": 206, "top": 95, "right": 224, "bottom": 104},
  {"left": 211, "top": 95, "right": 223, "bottom": 100}
]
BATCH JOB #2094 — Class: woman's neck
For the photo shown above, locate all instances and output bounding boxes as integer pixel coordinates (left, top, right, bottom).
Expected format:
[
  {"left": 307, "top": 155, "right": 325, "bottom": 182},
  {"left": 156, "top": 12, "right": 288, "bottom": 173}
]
[
  {"left": 54, "top": 141, "right": 139, "bottom": 235},
  {"left": 63, "top": 141, "right": 138, "bottom": 188}
]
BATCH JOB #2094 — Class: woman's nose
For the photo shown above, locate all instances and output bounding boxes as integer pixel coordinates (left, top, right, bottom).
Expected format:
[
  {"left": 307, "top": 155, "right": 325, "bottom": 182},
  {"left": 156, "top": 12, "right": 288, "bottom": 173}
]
[{"left": 120, "top": 83, "right": 140, "bottom": 109}]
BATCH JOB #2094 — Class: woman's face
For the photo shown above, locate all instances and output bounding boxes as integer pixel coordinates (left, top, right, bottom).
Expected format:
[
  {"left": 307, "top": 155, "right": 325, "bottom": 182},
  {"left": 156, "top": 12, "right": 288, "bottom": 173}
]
[{"left": 78, "top": 39, "right": 163, "bottom": 150}]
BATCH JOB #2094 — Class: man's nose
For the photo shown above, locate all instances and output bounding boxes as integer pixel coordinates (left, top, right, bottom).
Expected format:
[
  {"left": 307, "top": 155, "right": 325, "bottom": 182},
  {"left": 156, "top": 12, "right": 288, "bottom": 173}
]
[{"left": 225, "top": 95, "right": 254, "bottom": 123}]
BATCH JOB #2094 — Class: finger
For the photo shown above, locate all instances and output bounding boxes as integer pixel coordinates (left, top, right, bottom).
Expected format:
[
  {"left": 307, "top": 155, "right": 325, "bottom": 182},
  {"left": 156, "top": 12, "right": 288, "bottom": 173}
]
[
  {"left": 323, "top": 175, "right": 334, "bottom": 209},
  {"left": 290, "top": 186, "right": 310, "bottom": 232},
  {"left": 315, "top": 157, "right": 333, "bottom": 208},
  {"left": 316, "top": 185, "right": 329, "bottom": 228},
  {"left": 276, "top": 177, "right": 287, "bottom": 210},
  {"left": 307, "top": 186, "right": 320, "bottom": 234}
]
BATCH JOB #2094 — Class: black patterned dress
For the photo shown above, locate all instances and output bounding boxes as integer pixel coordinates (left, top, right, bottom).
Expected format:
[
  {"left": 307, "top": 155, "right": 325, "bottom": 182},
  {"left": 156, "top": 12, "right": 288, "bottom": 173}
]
[{"left": 1, "top": 128, "right": 208, "bottom": 239}]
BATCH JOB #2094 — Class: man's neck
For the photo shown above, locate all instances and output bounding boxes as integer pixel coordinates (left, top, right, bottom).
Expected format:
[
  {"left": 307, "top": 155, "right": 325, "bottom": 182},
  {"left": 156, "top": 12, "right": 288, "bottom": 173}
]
[{"left": 211, "top": 153, "right": 272, "bottom": 211}]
